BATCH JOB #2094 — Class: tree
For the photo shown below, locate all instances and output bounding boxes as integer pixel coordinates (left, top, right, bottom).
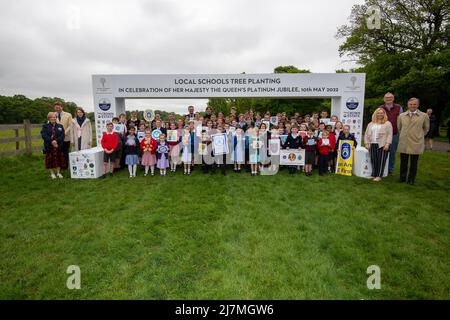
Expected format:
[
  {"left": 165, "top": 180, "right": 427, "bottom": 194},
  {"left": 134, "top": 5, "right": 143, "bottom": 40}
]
[{"left": 337, "top": 0, "right": 450, "bottom": 124}]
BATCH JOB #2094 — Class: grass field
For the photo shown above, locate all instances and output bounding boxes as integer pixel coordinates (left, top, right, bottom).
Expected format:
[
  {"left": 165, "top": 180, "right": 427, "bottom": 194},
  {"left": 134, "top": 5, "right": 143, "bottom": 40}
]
[{"left": 0, "top": 151, "right": 449, "bottom": 299}]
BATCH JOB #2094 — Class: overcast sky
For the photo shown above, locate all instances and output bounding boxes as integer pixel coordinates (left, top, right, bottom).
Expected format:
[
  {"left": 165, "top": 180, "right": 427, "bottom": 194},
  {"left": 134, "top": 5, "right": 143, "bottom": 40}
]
[{"left": 0, "top": 0, "right": 363, "bottom": 114}]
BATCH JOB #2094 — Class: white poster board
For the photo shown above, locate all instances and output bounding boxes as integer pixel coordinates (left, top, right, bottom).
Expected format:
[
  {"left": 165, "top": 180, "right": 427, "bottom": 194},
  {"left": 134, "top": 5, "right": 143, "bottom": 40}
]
[{"left": 69, "top": 146, "right": 104, "bottom": 179}]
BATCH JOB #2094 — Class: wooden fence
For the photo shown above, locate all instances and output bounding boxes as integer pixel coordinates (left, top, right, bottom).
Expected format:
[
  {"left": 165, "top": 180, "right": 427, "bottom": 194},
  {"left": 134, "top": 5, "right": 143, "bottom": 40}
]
[{"left": 0, "top": 120, "right": 43, "bottom": 156}]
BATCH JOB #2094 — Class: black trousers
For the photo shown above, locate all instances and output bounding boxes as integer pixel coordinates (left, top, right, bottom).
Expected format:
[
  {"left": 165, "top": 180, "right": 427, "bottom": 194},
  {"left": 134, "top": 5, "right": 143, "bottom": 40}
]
[
  {"left": 400, "top": 153, "right": 419, "bottom": 182},
  {"left": 369, "top": 144, "right": 389, "bottom": 177},
  {"left": 318, "top": 154, "right": 329, "bottom": 175}
]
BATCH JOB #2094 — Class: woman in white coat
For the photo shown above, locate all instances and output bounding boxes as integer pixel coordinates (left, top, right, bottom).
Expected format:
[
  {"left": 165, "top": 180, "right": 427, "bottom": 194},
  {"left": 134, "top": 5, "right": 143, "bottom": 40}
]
[{"left": 70, "top": 107, "right": 92, "bottom": 151}]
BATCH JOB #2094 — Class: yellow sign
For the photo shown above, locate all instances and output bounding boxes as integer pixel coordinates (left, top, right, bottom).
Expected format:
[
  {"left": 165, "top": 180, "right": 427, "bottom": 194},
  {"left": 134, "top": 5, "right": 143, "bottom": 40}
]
[{"left": 336, "top": 140, "right": 354, "bottom": 176}]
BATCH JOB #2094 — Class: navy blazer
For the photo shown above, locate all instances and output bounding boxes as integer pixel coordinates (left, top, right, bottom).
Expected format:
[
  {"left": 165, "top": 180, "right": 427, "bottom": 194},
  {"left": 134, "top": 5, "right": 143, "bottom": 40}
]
[{"left": 41, "top": 122, "right": 65, "bottom": 154}]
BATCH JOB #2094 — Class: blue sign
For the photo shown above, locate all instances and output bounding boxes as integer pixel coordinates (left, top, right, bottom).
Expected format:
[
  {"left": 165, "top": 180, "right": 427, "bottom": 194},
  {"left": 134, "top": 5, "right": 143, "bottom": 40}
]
[{"left": 341, "top": 142, "right": 351, "bottom": 160}]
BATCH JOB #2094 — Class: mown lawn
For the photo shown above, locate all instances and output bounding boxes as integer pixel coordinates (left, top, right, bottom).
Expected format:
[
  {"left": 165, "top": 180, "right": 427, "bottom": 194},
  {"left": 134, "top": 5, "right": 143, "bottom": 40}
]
[{"left": 0, "top": 152, "right": 449, "bottom": 299}]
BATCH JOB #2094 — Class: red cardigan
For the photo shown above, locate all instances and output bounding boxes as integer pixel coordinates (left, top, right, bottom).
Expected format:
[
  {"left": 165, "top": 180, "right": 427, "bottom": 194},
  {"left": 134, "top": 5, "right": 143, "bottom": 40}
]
[
  {"left": 101, "top": 132, "right": 118, "bottom": 151},
  {"left": 140, "top": 137, "right": 157, "bottom": 154},
  {"left": 317, "top": 135, "right": 336, "bottom": 155}
]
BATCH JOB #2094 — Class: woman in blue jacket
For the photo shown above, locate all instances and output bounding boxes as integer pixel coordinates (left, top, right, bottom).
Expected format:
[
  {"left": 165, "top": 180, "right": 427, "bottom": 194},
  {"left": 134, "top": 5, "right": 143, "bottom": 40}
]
[{"left": 41, "top": 112, "right": 66, "bottom": 179}]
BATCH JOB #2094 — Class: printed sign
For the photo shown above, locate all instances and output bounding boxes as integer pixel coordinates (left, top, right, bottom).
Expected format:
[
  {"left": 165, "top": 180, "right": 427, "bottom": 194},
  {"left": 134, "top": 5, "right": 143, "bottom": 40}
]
[{"left": 280, "top": 149, "right": 305, "bottom": 166}]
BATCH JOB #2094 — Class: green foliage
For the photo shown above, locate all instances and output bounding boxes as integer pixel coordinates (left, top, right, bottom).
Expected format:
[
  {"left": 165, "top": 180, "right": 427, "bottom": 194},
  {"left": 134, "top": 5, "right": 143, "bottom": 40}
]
[
  {"left": 207, "top": 66, "right": 329, "bottom": 117},
  {"left": 337, "top": 0, "right": 450, "bottom": 124},
  {"left": 0, "top": 95, "right": 78, "bottom": 124}
]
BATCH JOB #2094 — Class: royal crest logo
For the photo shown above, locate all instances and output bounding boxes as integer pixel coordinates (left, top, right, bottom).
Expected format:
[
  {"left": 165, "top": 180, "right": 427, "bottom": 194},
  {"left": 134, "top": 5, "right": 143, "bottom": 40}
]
[
  {"left": 341, "top": 142, "right": 351, "bottom": 160},
  {"left": 98, "top": 98, "right": 111, "bottom": 111},
  {"left": 346, "top": 97, "right": 359, "bottom": 110}
]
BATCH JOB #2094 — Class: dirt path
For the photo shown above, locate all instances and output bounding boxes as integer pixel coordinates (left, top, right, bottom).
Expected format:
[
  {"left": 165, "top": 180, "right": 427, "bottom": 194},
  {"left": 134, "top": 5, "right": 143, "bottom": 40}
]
[{"left": 426, "top": 140, "right": 450, "bottom": 152}]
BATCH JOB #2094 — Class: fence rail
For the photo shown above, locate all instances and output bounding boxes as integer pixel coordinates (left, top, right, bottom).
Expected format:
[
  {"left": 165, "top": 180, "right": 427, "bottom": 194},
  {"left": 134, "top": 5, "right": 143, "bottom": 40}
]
[{"left": 0, "top": 120, "right": 42, "bottom": 157}]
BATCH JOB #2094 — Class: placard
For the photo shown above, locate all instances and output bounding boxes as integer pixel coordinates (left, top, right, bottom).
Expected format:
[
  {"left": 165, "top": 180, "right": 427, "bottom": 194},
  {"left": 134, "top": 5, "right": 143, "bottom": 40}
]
[
  {"left": 211, "top": 133, "right": 229, "bottom": 155},
  {"left": 137, "top": 131, "right": 145, "bottom": 143},
  {"left": 152, "top": 129, "right": 162, "bottom": 140},
  {"left": 198, "top": 143, "right": 208, "bottom": 155},
  {"left": 167, "top": 130, "right": 178, "bottom": 142},
  {"left": 143, "top": 109, "right": 155, "bottom": 122},
  {"left": 269, "top": 139, "right": 280, "bottom": 156},
  {"left": 336, "top": 140, "right": 354, "bottom": 176},
  {"left": 280, "top": 149, "right": 305, "bottom": 166},
  {"left": 269, "top": 116, "right": 278, "bottom": 126}
]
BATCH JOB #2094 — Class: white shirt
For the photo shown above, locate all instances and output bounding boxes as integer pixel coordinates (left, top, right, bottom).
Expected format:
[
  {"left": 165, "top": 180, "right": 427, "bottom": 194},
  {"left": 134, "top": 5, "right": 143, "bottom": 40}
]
[{"left": 371, "top": 124, "right": 381, "bottom": 143}]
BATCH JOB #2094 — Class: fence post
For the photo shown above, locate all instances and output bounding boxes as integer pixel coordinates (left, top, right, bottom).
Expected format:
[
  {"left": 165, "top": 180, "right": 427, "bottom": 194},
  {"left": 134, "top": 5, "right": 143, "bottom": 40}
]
[
  {"left": 14, "top": 128, "right": 20, "bottom": 151},
  {"left": 24, "top": 119, "right": 32, "bottom": 155}
]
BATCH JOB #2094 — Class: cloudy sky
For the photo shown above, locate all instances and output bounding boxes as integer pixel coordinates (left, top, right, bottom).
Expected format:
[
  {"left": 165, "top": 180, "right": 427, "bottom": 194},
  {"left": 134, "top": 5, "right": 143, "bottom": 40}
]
[{"left": 0, "top": 0, "right": 363, "bottom": 114}]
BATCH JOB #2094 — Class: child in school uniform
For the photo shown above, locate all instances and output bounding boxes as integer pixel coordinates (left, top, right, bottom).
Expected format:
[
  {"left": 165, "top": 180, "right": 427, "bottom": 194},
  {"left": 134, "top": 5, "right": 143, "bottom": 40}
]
[
  {"left": 303, "top": 127, "right": 317, "bottom": 176},
  {"left": 231, "top": 127, "right": 245, "bottom": 172},
  {"left": 212, "top": 125, "right": 227, "bottom": 175},
  {"left": 181, "top": 127, "right": 193, "bottom": 175},
  {"left": 284, "top": 126, "right": 304, "bottom": 175},
  {"left": 140, "top": 128, "right": 157, "bottom": 176},
  {"left": 317, "top": 130, "right": 334, "bottom": 176},
  {"left": 249, "top": 126, "right": 261, "bottom": 176},
  {"left": 167, "top": 122, "right": 181, "bottom": 172},
  {"left": 156, "top": 133, "right": 170, "bottom": 176},
  {"left": 124, "top": 127, "right": 140, "bottom": 178}
]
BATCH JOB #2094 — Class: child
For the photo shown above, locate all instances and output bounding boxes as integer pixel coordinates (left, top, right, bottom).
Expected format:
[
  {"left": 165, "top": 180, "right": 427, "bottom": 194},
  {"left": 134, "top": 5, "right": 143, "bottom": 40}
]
[
  {"left": 167, "top": 122, "right": 181, "bottom": 172},
  {"left": 212, "top": 125, "right": 227, "bottom": 175},
  {"left": 112, "top": 117, "right": 125, "bottom": 170},
  {"left": 231, "top": 127, "right": 245, "bottom": 172},
  {"left": 181, "top": 128, "right": 193, "bottom": 175},
  {"left": 140, "top": 128, "right": 157, "bottom": 176},
  {"left": 124, "top": 127, "right": 140, "bottom": 178},
  {"left": 156, "top": 133, "right": 170, "bottom": 176},
  {"left": 101, "top": 122, "right": 119, "bottom": 176},
  {"left": 303, "top": 127, "right": 317, "bottom": 176},
  {"left": 284, "top": 126, "right": 304, "bottom": 175},
  {"left": 249, "top": 127, "right": 261, "bottom": 176},
  {"left": 315, "top": 122, "right": 326, "bottom": 139},
  {"left": 317, "top": 130, "right": 334, "bottom": 176}
]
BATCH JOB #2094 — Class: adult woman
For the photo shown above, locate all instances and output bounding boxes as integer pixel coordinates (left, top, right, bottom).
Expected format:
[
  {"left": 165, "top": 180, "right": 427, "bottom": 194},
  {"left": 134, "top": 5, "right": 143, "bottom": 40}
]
[
  {"left": 70, "top": 107, "right": 92, "bottom": 151},
  {"left": 41, "top": 113, "right": 66, "bottom": 179},
  {"left": 425, "top": 108, "right": 438, "bottom": 150},
  {"left": 364, "top": 108, "right": 393, "bottom": 181}
]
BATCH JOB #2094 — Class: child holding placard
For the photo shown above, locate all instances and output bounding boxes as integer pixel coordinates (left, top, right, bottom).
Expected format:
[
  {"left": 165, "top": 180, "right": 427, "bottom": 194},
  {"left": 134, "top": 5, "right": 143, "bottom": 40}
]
[
  {"left": 182, "top": 128, "right": 193, "bottom": 175},
  {"left": 303, "top": 127, "right": 317, "bottom": 176},
  {"left": 231, "top": 127, "right": 245, "bottom": 172},
  {"left": 124, "top": 127, "right": 140, "bottom": 178},
  {"left": 167, "top": 122, "right": 181, "bottom": 172},
  {"left": 156, "top": 133, "right": 170, "bottom": 176},
  {"left": 140, "top": 128, "right": 157, "bottom": 176},
  {"left": 284, "top": 126, "right": 304, "bottom": 175},
  {"left": 317, "top": 130, "right": 334, "bottom": 176}
]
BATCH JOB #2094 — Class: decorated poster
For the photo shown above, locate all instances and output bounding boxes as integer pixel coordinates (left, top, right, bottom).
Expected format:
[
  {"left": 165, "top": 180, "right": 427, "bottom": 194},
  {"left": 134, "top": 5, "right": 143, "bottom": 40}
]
[
  {"left": 336, "top": 140, "right": 354, "bottom": 176},
  {"left": 269, "top": 139, "right": 280, "bottom": 156},
  {"left": 167, "top": 130, "right": 178, "bottom": 142},
  {"left": 280, "top": 149, "right": 305, "bottom": 166},
  {"left": 211, "top": 133, "right": 229, "bottom": 155},
  {"left": 143, "top": 109, "right": 155, "bottom": 122},
  {"left": 137, "top": 131, "right": 145, "bottom": 143},
  {"left": 198, "top": 143, "right": 208, "bottom": 155},
  {"left": 152, "top": 129, "right": 162, "bottom": 140},
  {"left": 269, "top": 116, "right": 278, "bottom": 126}
]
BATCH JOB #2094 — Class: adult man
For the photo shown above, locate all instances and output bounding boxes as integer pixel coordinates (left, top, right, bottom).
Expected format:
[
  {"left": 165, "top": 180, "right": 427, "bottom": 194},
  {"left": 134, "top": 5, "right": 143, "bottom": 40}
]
[
  {"left": 48, "top": 102, "right": 72, "bottom": 168},
  {"left": 397, "top": 98, "right": 429, "bottom": 185},
  {"left": 186, "top": 105, "right": 195, "bottom": 121},
  {"left": 380, "top": 92, "right": 403, "bottom": 174}
]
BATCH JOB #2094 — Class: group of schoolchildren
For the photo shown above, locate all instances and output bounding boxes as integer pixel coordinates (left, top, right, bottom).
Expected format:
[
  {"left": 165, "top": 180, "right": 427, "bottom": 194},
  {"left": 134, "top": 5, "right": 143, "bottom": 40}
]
[{"left": 100, "top": 108, "right": 357, "bottom": 178}]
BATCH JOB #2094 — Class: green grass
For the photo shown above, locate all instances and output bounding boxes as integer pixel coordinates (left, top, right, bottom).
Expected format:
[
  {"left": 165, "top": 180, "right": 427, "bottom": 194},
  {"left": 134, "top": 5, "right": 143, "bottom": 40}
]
[{"left": 0, "top": 152, "right": 449, "bottom": 299}]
